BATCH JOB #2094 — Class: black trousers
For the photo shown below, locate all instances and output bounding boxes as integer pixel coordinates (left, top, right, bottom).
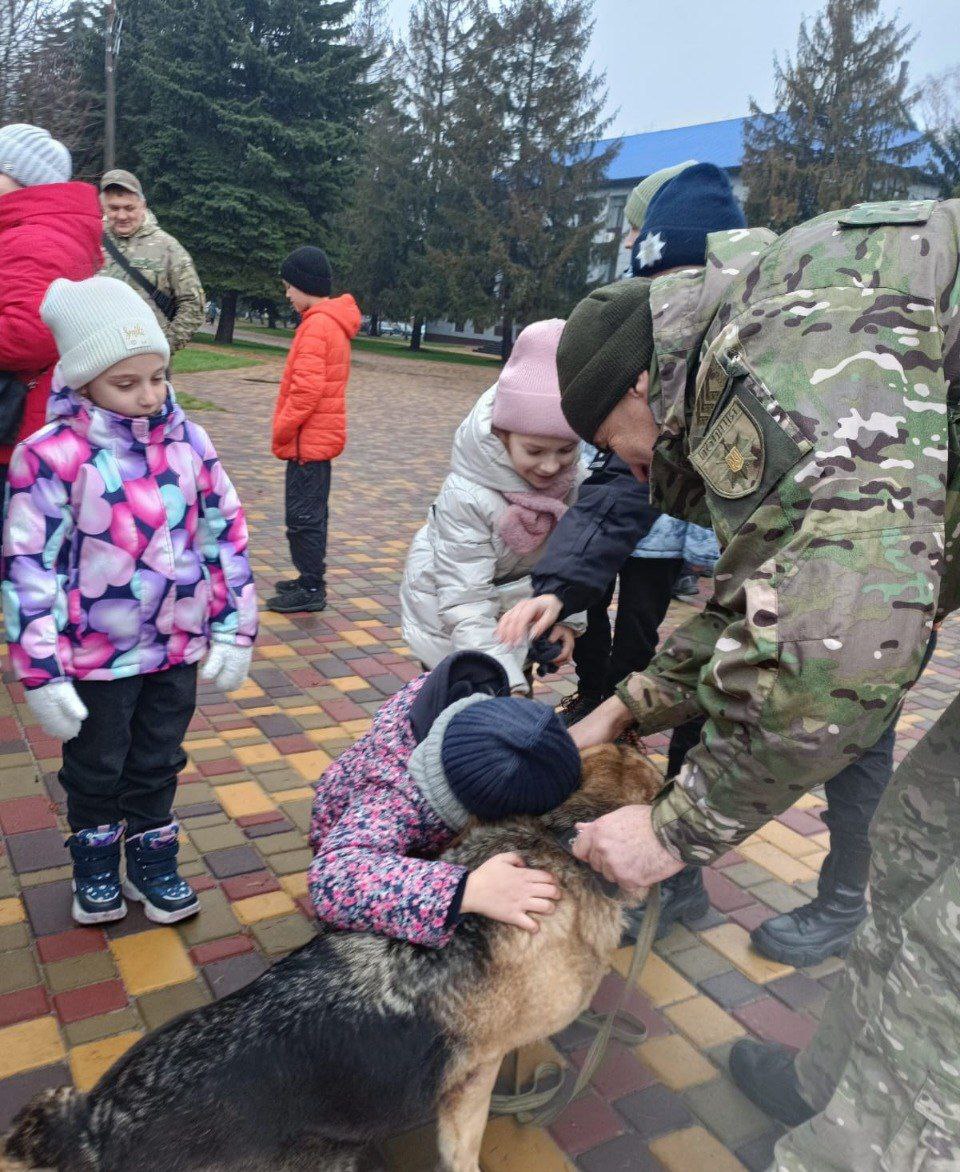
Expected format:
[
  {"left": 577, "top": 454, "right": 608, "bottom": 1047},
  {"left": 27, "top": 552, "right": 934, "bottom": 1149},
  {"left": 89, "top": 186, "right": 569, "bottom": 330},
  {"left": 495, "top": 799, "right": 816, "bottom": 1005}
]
[
  {"left": 573, "top": 556, "right": 684, "bottom": 697},
  {"left": 285, "top": 458, "right": 330, "bottom": 591},
  {"left": 60, "top": 664, "right": 198, "bottom": 834}
]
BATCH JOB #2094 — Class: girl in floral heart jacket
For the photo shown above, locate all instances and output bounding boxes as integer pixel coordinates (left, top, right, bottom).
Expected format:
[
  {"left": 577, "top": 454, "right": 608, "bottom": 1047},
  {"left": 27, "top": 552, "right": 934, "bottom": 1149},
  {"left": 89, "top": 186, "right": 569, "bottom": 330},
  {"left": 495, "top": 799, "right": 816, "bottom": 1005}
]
[
  {"left": 308, "top": 650, "right": 582, "bottom": 947},
  {"left": 2, "top": 276, "right": 258, "bottom": 927}
]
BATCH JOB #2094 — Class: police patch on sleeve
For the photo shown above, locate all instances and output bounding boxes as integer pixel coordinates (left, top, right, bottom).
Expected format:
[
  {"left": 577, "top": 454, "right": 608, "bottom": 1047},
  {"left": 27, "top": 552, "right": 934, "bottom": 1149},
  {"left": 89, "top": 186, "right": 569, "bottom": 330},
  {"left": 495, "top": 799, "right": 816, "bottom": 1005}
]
[{"left": 690, "top": 400, "right": 765, "bottom": 499}]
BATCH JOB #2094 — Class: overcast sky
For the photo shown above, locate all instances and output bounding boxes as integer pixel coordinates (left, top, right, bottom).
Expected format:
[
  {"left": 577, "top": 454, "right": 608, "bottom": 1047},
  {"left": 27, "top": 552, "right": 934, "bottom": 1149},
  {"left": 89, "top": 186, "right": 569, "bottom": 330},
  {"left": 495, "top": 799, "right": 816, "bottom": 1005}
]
[{"left": 383, "top": 0, "right": 960, "bottom": 136}]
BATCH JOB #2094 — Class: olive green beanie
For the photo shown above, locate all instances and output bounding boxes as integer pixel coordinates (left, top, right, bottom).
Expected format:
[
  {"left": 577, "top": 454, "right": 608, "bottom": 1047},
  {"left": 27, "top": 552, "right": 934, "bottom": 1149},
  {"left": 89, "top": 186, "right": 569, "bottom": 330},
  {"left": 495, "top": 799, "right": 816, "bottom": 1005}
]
[
  {"left": 624, "top": 159, "right": 698, "bottom": 230},
  {"left": 557, "top": 279, "right": 654, "bottom": 442}
]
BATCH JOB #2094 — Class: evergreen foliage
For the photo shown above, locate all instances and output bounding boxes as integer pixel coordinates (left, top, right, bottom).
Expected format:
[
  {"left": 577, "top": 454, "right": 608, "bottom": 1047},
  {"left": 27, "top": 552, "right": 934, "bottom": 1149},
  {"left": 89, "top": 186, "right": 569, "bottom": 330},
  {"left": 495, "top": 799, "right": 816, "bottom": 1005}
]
[{"left": 742, "top": 0, "right": 918, "bottom": 233}]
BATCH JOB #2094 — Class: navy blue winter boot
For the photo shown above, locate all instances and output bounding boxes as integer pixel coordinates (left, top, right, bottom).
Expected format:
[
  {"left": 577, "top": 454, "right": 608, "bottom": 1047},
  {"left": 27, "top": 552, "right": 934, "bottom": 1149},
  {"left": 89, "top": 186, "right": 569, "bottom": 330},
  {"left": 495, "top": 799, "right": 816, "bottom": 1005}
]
[
  {"left": 123, "top": 822, "right": 199, "bottom": 924},
  {"left": 67, "top": 824, "right": 127, "bottom": 925}
]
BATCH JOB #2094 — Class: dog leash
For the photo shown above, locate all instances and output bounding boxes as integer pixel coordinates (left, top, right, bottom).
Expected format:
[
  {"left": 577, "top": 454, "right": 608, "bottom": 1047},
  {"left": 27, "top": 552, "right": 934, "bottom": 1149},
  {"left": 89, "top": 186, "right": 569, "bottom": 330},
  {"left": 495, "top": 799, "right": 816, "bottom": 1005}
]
[{"left": 489, "top": 882, "right": 661, "bottom": 1127}]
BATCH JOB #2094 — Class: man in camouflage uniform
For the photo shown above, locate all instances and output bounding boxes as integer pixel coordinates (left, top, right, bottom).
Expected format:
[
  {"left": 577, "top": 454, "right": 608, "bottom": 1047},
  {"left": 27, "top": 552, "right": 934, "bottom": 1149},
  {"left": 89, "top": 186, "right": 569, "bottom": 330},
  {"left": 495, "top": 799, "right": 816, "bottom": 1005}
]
[
  {"left": 537, "top": 198, "right": 960, "bottom": 1169},
  {"left": 100, "top": 169, "right": 204, "bottom": 352}
]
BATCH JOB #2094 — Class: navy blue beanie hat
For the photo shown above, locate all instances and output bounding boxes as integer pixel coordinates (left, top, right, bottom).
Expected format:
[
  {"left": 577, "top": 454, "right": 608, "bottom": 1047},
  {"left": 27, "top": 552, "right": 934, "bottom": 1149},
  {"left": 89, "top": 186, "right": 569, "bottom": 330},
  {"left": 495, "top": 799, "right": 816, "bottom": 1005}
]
[
  {"left": 442, "top": 697, "right": 581, "bottom": 822},
  {"left": 408, "top": 695, "right": 580, "bottom": 829},
  {"left": 631, "top": 162, "right": 746, "bottom": 278}
]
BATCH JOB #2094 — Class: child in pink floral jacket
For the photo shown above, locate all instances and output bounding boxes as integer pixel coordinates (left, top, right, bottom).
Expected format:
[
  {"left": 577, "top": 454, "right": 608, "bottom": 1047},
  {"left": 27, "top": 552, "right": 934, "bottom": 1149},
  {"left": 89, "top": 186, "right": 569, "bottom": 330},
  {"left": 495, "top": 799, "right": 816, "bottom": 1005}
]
[
  {"left": 2, "top": 276, "right": 258, "bottom": 927},
  {"left": 309, "top": 650, "right": 581, "bottom": 947}
]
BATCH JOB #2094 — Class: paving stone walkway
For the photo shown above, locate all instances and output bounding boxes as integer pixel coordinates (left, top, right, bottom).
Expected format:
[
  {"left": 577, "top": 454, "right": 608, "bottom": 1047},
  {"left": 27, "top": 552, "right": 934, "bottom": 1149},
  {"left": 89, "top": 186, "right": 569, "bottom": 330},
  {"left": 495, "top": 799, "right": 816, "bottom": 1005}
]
[{"left": 0, "top": 348, "right": 957, "bottom": 1171}]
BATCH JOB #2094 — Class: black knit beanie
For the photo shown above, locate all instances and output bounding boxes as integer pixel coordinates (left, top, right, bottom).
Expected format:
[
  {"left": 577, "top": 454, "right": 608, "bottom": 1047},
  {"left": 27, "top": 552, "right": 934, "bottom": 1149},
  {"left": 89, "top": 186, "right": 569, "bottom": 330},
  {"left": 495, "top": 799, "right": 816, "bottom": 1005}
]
[
  {"left": 557, "top": 279, "right": 655, "bottom": 443},
  {"left": 280, "top": 246, "right": 332, "bottom": 297}
]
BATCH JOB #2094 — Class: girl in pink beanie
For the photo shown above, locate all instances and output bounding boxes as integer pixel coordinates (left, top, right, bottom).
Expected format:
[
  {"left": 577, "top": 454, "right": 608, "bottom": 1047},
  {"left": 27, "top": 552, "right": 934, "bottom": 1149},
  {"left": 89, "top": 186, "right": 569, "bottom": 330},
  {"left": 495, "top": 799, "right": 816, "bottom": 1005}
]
[{"left": 401, "top": 319, "right": 585, "bottom": 693}]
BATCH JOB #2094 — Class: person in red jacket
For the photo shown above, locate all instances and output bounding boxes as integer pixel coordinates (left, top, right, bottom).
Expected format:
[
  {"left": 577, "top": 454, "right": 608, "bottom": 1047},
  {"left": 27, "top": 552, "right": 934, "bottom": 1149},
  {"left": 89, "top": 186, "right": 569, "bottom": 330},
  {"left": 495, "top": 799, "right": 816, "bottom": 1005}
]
[
  {"left": 0, "top": 124, "right": 103, "bottom": 496},
  {"left": 269, "top": 246, "right": 361, "bottom": 613}
]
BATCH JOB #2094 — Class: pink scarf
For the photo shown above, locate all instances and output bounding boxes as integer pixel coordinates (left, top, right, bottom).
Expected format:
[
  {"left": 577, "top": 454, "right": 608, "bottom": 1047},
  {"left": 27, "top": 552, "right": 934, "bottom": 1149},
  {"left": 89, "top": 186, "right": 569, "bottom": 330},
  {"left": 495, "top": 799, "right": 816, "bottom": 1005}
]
[{"left": 497, "top": 465, "right": 576, "bottom": 555}]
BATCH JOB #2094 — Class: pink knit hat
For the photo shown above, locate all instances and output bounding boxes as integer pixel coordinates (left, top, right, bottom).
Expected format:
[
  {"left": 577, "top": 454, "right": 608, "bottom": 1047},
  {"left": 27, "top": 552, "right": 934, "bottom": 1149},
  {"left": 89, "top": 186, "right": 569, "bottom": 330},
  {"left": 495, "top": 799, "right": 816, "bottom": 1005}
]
[{"left": 491, "top": 319, "right": 578, "bottom": 441}]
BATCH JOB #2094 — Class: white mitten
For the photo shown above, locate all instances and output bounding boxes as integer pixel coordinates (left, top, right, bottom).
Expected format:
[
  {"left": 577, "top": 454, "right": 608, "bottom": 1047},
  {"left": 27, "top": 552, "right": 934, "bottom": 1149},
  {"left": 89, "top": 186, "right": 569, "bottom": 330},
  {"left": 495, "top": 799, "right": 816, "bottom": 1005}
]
[
  {"left": 200, "top": 643, "right": 252, "bottom": 693},
  {"left": 26, "top": 681, "right": 89, "bottom": 742}
]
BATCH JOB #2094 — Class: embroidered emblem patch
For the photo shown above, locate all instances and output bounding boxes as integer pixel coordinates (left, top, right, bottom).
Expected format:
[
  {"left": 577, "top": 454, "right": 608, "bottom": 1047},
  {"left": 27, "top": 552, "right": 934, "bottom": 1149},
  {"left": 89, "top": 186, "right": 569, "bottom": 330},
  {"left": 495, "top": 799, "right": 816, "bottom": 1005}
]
[
  {"left": 121, "top": 322, "right": 148, "bottom": 349},
  {"left": 690, "top": 399, "right": 765, "bottom": 499}
]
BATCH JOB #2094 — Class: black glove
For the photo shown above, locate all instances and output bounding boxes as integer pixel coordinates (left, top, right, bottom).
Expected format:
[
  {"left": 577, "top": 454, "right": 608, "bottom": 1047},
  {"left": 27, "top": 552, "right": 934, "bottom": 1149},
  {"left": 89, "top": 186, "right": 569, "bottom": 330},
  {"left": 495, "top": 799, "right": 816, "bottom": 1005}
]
[{"left": 529, "top": 634, "right": 564, "bottom": 678}]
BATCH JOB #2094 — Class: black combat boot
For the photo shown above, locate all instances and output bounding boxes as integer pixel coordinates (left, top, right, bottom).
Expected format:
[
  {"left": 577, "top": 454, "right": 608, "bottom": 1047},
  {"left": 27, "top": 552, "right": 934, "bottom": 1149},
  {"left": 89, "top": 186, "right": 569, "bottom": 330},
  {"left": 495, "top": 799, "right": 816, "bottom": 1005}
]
[
  {"left": 751, "top": 843, "right": 868, "bottom": 967},
  {"left": 621, "top": 865, "right": 710, "bottom": 943},
  {"left": 556, "top": 690, "right": 605, "bottom": 728},
  {"left": 728, "top": 1039, "right": 816, "bottom": 1126}
]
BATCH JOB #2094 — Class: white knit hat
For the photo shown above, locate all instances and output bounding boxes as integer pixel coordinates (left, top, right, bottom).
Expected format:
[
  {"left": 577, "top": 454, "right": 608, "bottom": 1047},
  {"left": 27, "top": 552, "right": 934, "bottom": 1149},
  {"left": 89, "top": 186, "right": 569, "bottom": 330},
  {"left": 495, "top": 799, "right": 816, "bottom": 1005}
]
[
  {"left": 0, "top": 123, "right": 72, "bottom": 187},
  {"left": 41, "top": 277, "right": 170, "bottom": 388}
]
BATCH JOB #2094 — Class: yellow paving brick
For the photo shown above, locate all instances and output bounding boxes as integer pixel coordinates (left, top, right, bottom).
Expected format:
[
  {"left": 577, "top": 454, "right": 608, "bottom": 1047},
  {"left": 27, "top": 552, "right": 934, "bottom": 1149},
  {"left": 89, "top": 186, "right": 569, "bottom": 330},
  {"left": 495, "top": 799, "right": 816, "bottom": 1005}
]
[
  {"left": 214, "top": 780, "right": 277, "bottom": 817},
  {"left": 306, "top": 727, "right": 349, "bottom": 743},
  {"left": 233, "top": 891, "right": 298, "bottom": 924},
  {"left": 287, "top": 750, "right": 336, "bottom": 780},
  {"left": 184, "top": 736, "right": 226, "bottom": 750},
  {"left": 341, "top": 718, "right": 372, "bottom": 733},
  {"left": 342, "top": 630, "right": 377, "bottom": 647},
  {"left": 650, "top": 1126, "right": 747, "bottom": 1172},
  {"left": 0, "top": 896, "right": 25, "bottom": 926},
  {"left": 280, "top": 873, "right": 309, "bottom": 898},
  {"left": 233, "top": 743, "right": 283, "bottom": 767},
  {"left": 809, "top": 830, "right": 830, "bottom": 850},
  {"left": 737, "top": 838, "right": 818, "bottom": 884},
  {"left": 110, "top": 928, "right": 194, "bottom": 995},
  {"left": 636, "top": 1034, "right": 715, "bottom": 1090},
  {"left": 664, "top": 994, "right": 746, "bottom": 1049},
  {"left": 286, "top": 705, "right": 321, "bottom": 716},
  {"left": 348, "top": 597, "right": 382, "bottom": 611},
  {"left": 701, "top": 923, "right": 793, "bottom": 983},
  {"left": 243, "top": 705, "right": 282, "bottom": 716},
  {"left": 480, "top": 1117, "right": 574, "bottom": 1172},
  {"left": 758, "top": 820, "right": 820, "bottom": 857},
  {"left": 331, "top": 675, "right": 367, "bottom": 692},
  {"left": 69, "top": 1031, "right": 143, "bottom": 1091},
  {"left": 0, "top": 1016, "right": 65, "bottom": 1080},
  {"left": 258, "top": 644, "right": 297, "bottom": 658},
  {"left": 795, "top": 793, "right": 826, "bottom": 812},
  {"left": 274, "top": 786, "right": 316, "bottom": 802},
  {"left": 227, "top": 681, "right": 265, "bottom": 700},
  {"left": 612, "top": 949, "right": 695, "bottom": 1007}
]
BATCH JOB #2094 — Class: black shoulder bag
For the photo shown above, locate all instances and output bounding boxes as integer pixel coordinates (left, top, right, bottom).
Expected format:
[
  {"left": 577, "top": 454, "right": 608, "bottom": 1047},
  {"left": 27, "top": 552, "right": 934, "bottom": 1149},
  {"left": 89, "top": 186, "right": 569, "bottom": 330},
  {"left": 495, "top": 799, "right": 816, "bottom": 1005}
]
[
  {"left": 0, "top": 372, "right": 27, "bottom": 446},
  {"left": 103, "top": 236, "right": 177, "bottom": 322}
]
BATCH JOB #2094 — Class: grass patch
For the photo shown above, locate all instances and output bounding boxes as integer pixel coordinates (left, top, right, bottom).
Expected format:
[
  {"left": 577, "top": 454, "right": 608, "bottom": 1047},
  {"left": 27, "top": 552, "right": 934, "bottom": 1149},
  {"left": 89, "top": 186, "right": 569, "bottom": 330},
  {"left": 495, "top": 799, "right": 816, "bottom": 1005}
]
[
  {"left": 195, "top": 329, "right": 499, "bottom": 368},
  {"left": 193, "top": 336, "right": 290, "bottom": 357},
  {"left": 172, "top": 345, "right": 263, "bottom": 374},
  {"left": 175, "top": 390, "right": 223, "bottom": 412}
]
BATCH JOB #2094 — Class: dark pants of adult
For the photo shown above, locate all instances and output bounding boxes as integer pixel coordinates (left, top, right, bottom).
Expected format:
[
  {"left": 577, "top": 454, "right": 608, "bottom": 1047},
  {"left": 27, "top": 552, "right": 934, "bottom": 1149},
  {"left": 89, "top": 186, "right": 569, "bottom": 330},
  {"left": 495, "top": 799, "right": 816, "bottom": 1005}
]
[
  {"left": 573, "top": 556, "right": 683, "bottom": 697},
  {"left": 285, "top": 459, "right": 330, "bottom": 592},
  {"left": 60, "top": 664, "right": 198, "bottom": 834}
]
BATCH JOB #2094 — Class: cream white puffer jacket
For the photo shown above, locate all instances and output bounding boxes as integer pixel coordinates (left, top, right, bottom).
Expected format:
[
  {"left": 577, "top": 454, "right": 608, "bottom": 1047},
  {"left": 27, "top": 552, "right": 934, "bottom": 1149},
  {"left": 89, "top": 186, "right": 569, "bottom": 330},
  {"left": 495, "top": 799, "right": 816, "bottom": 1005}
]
[{"left": 400, "top": 386, "right": 585, "bottom": 689}]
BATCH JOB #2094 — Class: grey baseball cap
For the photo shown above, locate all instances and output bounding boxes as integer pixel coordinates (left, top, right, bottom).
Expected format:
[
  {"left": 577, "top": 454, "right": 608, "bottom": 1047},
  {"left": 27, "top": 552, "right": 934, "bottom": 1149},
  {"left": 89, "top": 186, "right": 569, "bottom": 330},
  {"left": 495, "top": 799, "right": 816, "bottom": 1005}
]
[{"left": 100, "top": 168, "right": 144, "bottom": 198}]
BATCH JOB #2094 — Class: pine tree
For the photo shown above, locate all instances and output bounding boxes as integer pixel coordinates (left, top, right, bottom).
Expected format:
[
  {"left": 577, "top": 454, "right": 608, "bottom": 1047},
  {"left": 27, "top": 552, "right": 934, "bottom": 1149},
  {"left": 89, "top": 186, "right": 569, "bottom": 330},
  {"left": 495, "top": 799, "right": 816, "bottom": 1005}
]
[
  {"left": 116, "top": 0, "right": 375, "bottom": 342},
  {"left": 440, "top": 0, "right": 614, "bottom": 359},
  {"left": 401, "top": 0, "right": 483, "bottom": 349},
  {"left": 921, "top": 67, "right": 960, "bottom": 198},
  {"left": 742, "top": 0, "right": 917, "bottom": 233}
]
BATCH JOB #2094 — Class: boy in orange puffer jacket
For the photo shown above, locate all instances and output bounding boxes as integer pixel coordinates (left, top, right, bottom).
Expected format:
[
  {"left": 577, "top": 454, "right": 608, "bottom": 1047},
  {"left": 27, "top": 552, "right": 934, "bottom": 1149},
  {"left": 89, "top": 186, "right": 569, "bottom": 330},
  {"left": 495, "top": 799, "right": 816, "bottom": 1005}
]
[{"left": 269, "top": 247, "right": 361, "bottom": 613}]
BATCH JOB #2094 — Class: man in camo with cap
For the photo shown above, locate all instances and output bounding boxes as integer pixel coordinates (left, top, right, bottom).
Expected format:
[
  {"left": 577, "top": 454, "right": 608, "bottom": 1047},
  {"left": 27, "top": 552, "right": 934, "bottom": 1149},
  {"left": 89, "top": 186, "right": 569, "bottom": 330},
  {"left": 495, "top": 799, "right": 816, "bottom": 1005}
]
[
  {"left": 100, "top": 168, "right": 204, "bottom": 352},
  {"left": 506, "top": 196, "right": 960, "bottom": 1169}
]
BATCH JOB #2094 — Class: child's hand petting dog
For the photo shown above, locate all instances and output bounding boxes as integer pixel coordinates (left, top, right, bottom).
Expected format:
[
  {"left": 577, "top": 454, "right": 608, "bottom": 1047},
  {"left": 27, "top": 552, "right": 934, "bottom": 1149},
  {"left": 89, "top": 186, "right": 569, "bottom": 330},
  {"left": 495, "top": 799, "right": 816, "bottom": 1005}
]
[{"left": 461, "top": 852, "right": 560, "bottom": 932}]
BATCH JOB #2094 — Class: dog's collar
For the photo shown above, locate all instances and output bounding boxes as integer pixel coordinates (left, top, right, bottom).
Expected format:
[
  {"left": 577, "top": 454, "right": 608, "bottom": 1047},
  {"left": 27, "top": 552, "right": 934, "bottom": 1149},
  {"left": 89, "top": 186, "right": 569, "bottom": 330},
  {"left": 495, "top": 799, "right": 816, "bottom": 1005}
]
[{"left": 550, "top": 829, "right": 621, "bottom": 899}]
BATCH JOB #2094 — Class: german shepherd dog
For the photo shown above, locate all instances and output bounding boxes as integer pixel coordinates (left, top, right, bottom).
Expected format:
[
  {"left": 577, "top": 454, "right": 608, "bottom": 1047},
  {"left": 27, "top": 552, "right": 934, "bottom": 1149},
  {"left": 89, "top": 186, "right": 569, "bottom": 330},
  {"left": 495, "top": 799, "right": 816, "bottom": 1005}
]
[{"left": 2, "top": 744, "right": 661, "bottom": 1172}]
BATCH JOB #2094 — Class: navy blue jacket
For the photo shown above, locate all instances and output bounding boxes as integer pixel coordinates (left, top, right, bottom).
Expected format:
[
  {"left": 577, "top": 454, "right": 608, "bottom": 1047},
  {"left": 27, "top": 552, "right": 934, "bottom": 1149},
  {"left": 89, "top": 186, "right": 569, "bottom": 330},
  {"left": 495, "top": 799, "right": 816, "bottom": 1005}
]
[{"left": 530, "top": 453, "right": 660, "bottom": 619}]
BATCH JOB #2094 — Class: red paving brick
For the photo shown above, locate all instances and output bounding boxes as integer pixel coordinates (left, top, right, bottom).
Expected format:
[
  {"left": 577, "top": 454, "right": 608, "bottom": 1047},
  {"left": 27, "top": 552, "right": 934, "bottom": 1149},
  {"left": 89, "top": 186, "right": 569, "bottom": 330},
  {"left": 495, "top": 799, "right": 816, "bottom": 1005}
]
[
  {"left": 0, "top": 795, "right": 58, "bottom": 835},
  {"left": 35, "top": 927, "right": 107, "bottom": 964},
  {"left": 190, "top": 935, "right": 256, "bottom": 966},
  {"left": 53, "top": 979, "right": 128, "bottom": 1024},
  {"left": 0, "top": 986, "right": 50, "bottom": 1028}
]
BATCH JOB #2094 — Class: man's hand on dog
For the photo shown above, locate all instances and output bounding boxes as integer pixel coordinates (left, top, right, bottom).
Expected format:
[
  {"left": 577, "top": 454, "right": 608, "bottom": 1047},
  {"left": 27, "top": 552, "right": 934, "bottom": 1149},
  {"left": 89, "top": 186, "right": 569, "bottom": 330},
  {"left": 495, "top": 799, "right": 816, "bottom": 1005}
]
[
  {"left": 462, "top": 852, "right": 561, "bottom": 932},
  {"left": 573, "top": 805, "right": 684, "bottom": 892}
]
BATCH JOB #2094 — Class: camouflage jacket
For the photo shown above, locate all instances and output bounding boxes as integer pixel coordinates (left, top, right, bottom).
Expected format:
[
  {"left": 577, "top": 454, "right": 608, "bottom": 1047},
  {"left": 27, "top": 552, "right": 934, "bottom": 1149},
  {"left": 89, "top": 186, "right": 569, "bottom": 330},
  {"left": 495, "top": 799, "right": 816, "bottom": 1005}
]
[
  {"left": 100, "top": 211, "right": 204, "bottom": 352},
  {"left": 621, "top": 201, "right": 960, "bottom": 864}
]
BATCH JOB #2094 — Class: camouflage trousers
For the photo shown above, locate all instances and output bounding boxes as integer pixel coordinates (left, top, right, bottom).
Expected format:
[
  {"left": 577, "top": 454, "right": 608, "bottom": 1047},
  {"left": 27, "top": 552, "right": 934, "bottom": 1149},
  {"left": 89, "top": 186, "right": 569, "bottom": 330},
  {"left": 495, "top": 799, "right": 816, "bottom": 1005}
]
[{"left": 774, "top": 691, "right": 960, "bottom": 1171}]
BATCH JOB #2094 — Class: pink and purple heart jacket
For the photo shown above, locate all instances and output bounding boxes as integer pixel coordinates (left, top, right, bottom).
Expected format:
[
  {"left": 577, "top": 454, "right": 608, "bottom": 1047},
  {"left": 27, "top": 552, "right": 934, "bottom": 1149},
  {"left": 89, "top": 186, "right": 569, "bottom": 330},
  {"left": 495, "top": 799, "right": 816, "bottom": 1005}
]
[{"left": 1, "top": 383, "right": 258, "bottom": 690}]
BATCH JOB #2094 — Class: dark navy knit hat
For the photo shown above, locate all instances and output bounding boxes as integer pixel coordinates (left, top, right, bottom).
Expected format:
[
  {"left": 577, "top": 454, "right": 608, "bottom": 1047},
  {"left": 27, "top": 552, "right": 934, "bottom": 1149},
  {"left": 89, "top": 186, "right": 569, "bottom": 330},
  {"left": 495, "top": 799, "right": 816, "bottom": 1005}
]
[
  {"left": 632, "top": 163, "right": 746, "bottom": 278},
  {"left": 408, "top": 695, "right": 581, "bottom": 830},
  {"left": 280, "top": 246, "right": 332, "bottom": 296}
]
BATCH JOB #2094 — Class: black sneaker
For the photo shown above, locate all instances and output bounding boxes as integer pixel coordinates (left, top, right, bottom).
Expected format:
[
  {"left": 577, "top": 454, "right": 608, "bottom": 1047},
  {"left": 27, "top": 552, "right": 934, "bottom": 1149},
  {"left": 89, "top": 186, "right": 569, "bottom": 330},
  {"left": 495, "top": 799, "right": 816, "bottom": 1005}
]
[
  {"left": 556, "top": 691, "right": 605, "bottom": 727},
  {"left": 266, "top": 586, "right": 327, "bottom": 613},
  {"left": 274, "top": 577, "right": 302, "bottom": 594},
  {"left": 672, "top": 573, "right": 700, "bottom": 602},
  {"left": 729, "top": 1039, "right": 816, "bottom": 1126}
]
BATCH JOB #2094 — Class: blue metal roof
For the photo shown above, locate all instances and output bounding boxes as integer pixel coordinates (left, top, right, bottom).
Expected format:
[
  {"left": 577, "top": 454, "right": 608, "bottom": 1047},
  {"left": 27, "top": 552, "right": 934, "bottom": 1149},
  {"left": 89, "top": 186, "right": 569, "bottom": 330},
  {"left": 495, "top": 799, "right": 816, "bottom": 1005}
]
[{"left": 595, "top": 116, "right": 935, "bottom": 184}]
